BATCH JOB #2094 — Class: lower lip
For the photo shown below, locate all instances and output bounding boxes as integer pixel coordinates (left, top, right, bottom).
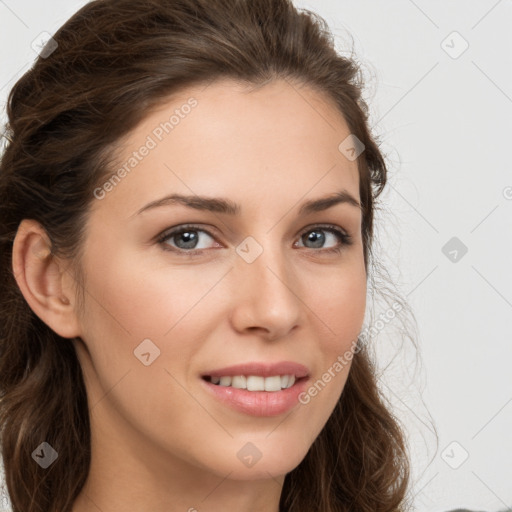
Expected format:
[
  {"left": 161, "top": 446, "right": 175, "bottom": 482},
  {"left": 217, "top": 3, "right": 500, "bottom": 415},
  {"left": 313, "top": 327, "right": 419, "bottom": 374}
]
[{"left": 201, "top": 377, "right": 309, "bottom": 417}]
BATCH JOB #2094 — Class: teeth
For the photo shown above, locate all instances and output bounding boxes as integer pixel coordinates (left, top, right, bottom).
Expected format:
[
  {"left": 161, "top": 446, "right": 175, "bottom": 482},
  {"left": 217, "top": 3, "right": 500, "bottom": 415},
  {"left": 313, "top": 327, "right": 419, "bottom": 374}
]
[
  {"left": 209, "top": 374, "right": 296, "bottom": 391},
  {"left": 232, "top": 375, "right": 246, "bottom": 389},
  {"left": 247, "top": 376, "right": 264, "bottom": 391},
  {"left": 219, "top": 376, "right": 232, "bottom": 386},
  {"left": 264, "top": 376, "right": 281, "bottom": 391}
]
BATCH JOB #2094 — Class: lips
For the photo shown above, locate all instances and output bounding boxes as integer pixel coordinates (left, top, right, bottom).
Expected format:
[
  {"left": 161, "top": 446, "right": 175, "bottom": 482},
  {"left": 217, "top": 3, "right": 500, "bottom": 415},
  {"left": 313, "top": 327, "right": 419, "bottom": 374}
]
[{"left": 200, "top": 361, "right": 311, "bottom": 416}]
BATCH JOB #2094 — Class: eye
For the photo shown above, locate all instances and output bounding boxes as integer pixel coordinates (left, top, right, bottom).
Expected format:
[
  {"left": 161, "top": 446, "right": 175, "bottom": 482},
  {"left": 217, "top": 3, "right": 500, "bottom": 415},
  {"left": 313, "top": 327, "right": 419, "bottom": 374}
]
[
  {"left": 156, "top": 223, "right": 353, "bottom": 256},
  {"left": 157, "top": 224, "right": 219, "bottom": 254},
  {"left": 295, "top": 224, "right": 353, "bottom": 254}
]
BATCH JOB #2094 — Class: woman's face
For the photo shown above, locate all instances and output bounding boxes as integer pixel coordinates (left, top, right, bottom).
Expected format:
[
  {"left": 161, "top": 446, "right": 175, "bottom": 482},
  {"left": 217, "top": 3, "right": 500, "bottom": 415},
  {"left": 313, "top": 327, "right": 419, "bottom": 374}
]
[{"left": 71, "top": 78, "right": 367, "bottom": 482}]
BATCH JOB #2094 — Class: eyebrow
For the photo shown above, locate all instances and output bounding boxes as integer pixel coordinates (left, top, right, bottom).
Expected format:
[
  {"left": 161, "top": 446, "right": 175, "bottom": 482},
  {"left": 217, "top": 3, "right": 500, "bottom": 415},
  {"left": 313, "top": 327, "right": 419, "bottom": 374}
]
[{"left": 133, "top": 189, "right": 361, "bottom": 217}]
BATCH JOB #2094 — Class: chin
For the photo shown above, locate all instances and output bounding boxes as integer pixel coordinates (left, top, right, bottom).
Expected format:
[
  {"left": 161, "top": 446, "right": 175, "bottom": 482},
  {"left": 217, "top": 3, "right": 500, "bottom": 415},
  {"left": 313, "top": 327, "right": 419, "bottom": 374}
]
[{"left": 208, "top": 442, "right": 309, "bottom": 481}]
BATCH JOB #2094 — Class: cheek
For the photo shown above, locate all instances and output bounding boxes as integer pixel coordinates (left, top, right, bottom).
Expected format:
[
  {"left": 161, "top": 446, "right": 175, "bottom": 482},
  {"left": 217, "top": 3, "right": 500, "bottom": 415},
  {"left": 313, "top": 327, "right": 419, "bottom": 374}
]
[
  {"left": 296, "top": 260, "right": 366, "bottom": 414},
  {"left": 310, "top": 261, "right": 367, "bottom": 344},
  {"left": 74, "top": 250, "right": 212, "bottom": 435},
  {"left": 80, "top": 245, "right": 210, "bottom": 340},
  {"left": 76, "top": 244, "right": 228, "bottom": 393}
]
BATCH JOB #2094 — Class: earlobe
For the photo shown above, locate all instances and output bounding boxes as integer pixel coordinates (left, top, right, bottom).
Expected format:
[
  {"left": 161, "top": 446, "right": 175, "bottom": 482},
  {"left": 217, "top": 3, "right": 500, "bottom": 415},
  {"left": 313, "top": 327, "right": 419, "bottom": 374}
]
[{"left": 12, "top": 219, "right": 82, "bottom": 339}]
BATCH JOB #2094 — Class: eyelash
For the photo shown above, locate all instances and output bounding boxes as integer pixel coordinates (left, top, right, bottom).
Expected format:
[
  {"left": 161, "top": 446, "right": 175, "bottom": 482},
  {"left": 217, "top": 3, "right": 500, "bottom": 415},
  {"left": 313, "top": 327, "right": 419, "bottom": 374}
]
[{"left": 156, "top": 223, "right": 353, "bottom": 257}]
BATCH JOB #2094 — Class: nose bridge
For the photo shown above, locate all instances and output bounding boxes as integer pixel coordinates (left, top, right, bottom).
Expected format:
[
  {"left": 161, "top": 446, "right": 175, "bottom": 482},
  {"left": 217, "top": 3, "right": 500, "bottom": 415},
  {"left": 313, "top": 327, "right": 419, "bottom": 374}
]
[
  {"left": 241, "top": 229, "right": 294, "bottom": 285},
  {"left": 230, "top": 234, "right": 302, "bottom": 337}
]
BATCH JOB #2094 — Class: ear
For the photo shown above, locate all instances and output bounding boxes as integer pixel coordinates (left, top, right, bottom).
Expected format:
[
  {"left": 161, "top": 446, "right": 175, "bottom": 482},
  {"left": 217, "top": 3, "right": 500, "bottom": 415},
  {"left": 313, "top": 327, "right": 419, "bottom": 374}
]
[{"left": 12, "top": 219, "right": 82, "bottom": 339}]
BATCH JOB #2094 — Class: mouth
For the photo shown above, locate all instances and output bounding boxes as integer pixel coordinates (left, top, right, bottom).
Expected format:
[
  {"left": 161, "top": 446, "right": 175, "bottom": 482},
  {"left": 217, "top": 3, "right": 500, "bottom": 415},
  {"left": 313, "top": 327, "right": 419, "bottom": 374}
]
[{"left": 199, "top": 361, "right": 311, "bottom": 417}]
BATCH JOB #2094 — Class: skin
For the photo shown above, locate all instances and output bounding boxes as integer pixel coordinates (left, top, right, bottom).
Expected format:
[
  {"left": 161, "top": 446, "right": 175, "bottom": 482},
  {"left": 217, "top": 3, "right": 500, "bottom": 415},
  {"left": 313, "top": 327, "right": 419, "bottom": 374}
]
[{"left": 12, "top": 78, "right": 367, "bottom": 512}]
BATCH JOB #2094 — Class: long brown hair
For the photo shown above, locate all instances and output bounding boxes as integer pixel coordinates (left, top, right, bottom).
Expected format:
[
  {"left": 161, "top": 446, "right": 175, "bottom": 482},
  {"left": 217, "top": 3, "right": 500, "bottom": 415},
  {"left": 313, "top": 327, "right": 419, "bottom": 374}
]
[{"left": 0, "top": 0, "right": 415, "bottom": 510}]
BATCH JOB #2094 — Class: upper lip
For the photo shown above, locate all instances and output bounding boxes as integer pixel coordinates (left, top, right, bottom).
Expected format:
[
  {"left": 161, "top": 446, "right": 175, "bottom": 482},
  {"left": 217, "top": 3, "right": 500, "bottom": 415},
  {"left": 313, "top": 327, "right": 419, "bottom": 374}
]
[{"left": 201, "top": 361, "right": 310, "bottom": 379}]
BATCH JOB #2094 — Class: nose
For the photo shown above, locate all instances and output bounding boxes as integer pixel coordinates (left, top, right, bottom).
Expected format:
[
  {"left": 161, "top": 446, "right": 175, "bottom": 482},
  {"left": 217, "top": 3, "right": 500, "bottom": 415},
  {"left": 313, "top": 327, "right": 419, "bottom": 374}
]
[{"left": 229, "top": 243, "right": 302, "bottom": 341}]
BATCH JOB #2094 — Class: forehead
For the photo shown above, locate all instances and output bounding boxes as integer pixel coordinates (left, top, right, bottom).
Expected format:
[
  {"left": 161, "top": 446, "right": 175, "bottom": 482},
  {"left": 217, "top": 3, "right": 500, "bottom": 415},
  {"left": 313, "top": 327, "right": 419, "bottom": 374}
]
[{"left": 92, "top": 78, "right": 361, "bottom": 220}]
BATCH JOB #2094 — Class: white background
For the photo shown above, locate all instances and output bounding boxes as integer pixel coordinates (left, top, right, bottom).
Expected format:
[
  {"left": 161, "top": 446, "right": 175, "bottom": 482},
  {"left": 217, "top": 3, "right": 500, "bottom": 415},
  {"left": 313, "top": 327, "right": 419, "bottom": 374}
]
[{"left": 1, "top": 1, "right": 511, "bottom": 511}]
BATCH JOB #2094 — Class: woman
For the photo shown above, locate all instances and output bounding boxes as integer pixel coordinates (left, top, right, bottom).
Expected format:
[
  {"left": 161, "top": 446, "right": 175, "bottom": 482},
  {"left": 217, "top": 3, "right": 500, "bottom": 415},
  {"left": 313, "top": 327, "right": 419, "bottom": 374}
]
[{"left": 0, "top": 0, "right": 414, "bottom": 510}]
